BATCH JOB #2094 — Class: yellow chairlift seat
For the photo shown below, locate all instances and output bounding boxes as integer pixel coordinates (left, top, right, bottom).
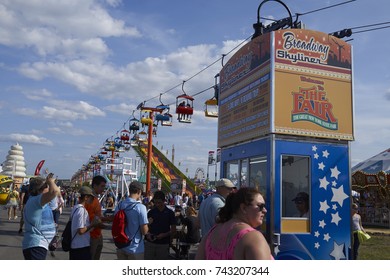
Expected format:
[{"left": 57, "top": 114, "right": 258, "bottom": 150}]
[{"left": 205, "top": 98, "right": 218, "bottom": 118}]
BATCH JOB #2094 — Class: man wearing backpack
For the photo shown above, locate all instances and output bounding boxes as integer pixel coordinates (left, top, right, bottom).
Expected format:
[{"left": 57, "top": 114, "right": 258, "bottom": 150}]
[{"left": 113, "top": 181, "right": 149, "bottom": 260}]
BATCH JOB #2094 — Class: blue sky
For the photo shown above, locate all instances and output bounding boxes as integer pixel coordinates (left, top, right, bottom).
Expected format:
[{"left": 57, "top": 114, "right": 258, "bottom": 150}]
[{"left": 0, "top": 0, "right": 389, "bottom": 179}]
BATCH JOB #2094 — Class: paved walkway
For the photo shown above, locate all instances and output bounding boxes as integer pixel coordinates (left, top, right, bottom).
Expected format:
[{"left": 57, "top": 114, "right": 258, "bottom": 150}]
[{"left": 0, "top": 206, "right": 198, "bottom": 260}]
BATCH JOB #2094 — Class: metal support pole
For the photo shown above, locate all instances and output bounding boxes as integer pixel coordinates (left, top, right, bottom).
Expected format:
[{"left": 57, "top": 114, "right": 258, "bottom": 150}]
[{"left": 146, "top": 111, "right": 154, "bottom": 194}]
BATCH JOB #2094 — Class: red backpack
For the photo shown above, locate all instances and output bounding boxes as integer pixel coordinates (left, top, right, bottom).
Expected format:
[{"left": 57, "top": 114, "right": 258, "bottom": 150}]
[{"left": 111, "top": 202, "right": 139, "bottom": 249}]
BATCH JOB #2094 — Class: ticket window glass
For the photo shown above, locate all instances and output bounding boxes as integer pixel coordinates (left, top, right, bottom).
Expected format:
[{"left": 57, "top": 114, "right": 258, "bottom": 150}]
[
  {"left": 249, "top": 157, "right": 267, "bottom": 198},
  {"left": 281, "top": 155, "right": 310, "bottom": 233},
  {"left": 240, "top": 159, "right": 248, "bottom": 188},
  {"left": 226, "top": 161, "right": 239, "bottom": 187}
]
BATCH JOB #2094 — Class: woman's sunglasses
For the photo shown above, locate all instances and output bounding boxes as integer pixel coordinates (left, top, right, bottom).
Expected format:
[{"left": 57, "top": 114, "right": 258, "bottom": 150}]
[{"left": 249, "top": 203, "right": 266, "bottom": 212}]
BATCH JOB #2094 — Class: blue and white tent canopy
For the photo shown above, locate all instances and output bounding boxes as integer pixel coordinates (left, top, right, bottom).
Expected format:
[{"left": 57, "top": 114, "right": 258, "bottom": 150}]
[{"left": 352, "top": 148, "right": 390, "bottom": 174}]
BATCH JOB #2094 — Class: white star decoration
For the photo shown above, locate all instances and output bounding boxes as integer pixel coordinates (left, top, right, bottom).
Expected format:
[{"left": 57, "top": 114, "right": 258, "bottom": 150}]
[
  {"left": 314, "top": 242, "right": 320, "bottom": 249},
  {"left": 331, "top": 185, "right": 349, "bottom": 207},
  {"left": 312, "top": 145, "right": 317, "bottom": 152},
  {"left": 322, "top": 150, "right": 330, "bottom": 158},
  {"left": 319, "top": 176, "right": 329, "bottom": 190},
  {"left": 332, "top": 181, "right": 337, "bottom": 187},
  {"left": 323, "top": 233, "right": 331, "bottom": 242},
  {"left": 332, "top": 204, "right": 338, "bottom": 210},
  {"left": 318, "top": 162, "right": 325, "bottom": 170},
  {"left": 319, "top": 220, "right": 326, "bottom": 228},
  {"left": 314, "top": 231, "right": 320, "bottom": 238},
  {"left": 330, "top": 241, "right": 346, "bottom": 260},
  {"left": 319, "top": 200, "right": 330, "bottom": 214},
  {"left": 314, "top": 153, "right": 319, "bottom": 159},
  {"left": 330, "top": 166, "right": 341, "bottom": 180},
  {"left": 331, "top": 212, "right": 342, "bottom": 225}
]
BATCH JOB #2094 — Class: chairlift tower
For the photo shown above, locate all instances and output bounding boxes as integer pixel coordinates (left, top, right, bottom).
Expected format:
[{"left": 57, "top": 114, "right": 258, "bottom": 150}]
[{"left": 101, "top": 156, "right": 138, "bottom": 205}]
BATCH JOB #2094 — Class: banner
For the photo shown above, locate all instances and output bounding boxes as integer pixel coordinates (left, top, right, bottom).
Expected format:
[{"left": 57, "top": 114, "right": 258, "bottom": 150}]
[
  {"left": 208, "top": 151, "right": 215, "bottom": 165},
  {"left": 34, "top": 160, "right": 45, "bottom": 176}
]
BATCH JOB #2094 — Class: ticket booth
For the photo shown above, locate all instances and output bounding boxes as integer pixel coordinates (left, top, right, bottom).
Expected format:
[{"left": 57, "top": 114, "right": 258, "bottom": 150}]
[{"left": 218, "top": 28, "right": 354, "bottom": 260}]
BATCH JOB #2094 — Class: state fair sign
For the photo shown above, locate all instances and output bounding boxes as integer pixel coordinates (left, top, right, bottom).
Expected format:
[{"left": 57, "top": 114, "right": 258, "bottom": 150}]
[
  {"left": 218, "top": 29, "right": 353, "bottom": 148},
  {"left": 273, "top": 29, "right": 353, "bottom": 140}
]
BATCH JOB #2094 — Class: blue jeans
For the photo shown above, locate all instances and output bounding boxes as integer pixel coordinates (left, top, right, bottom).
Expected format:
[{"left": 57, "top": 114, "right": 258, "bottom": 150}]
[{"left": 23, "top": 247, "right": 47, "bottom": 260}]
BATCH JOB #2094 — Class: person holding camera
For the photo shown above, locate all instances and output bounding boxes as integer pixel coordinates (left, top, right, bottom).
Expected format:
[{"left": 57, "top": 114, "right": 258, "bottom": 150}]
[
  {"left": 144, "top": 191, "right": 176, "bottom": 260},
  {"left": 22, "top": 174, "right": 60, "bottom": 260}
]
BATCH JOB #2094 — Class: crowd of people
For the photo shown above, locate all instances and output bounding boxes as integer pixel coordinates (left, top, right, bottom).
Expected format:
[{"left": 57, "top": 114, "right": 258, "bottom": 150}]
[
  {"left": 5, "top": 174, "right": 368, "bottom": 260},
  {"left": 3, "top": 174, "right": 276, "bottom": 260}
]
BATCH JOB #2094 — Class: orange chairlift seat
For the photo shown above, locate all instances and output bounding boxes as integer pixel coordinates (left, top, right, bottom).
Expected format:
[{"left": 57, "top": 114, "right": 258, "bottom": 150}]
[
  {"left": 138, "top": 130, "right": 148, "bottom": 142},
  {"left": 176, "top": 94, "right": 194, "bottom": 123}
]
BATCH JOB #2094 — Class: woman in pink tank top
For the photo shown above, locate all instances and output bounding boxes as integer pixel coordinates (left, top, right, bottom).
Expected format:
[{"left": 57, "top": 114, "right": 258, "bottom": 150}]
[{"left": 195, "top": 188, "right": 273, "bottom": 260}]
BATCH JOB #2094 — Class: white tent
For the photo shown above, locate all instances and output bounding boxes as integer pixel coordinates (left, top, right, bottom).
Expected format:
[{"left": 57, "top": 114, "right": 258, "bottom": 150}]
[{"left": 352, "top": 148, "right": 390, "bottom": 174}]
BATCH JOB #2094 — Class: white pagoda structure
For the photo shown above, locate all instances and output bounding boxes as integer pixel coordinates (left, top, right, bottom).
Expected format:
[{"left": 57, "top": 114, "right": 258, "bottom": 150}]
[{"left": 1, "top": 143, "right": 27, "bottom": 189}]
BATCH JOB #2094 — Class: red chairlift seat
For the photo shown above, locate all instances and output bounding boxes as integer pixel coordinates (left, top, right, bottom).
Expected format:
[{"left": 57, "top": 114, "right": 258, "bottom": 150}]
[
  {"left": 176, "top": 94, "right": 194, "bottom": 123},
  {"left": 120, "top": 129, "right": 130, "bottom": 141}
]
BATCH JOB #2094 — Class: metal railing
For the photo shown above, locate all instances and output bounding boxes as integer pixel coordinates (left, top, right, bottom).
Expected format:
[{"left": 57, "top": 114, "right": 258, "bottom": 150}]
[{"left": 360, "top": 207, "right": 390, "bottom": 228}]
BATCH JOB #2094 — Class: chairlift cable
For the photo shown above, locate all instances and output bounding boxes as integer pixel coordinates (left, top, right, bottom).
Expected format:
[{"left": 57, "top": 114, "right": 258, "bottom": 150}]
[
  {"left": 353, "top": 25, "right": 390, "bottom": 34},
  {"left": 297, "top": 0, "right": 356, "bottom": 16},
  {"left": 260, "top": 0, "right": 356, "bottom": 22},
  {"left": 349, "top": 21, "right": 390, "bottom": 30}
]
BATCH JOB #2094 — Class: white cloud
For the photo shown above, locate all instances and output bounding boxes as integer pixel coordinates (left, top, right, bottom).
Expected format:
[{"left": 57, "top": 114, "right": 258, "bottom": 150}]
[
  {"left": 105, "top": 103, "right": 134, "bottom": 116},
  {"left": 18, "top": 43, "right": 225, "bottom": 102},
  {"left": 48, "top": 126, "right": 93, "bottom": 136},
  {"left": 105, "top": 0, "right": 122, "bottom": 7},
  {"left": 21, "top": 88, "right": 53, "bottom": 100},
  {"left": 0, "top": 133, "right": 53, "bottom": 146},
  {"left": 0, "top": 0, "right": 140, "bottom": 58},
  {"left": 16, "top": 100, "right": 105, "bottom": 121}
]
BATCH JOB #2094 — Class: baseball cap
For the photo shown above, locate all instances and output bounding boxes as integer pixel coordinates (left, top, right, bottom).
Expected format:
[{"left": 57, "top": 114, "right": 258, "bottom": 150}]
[
  {"left": 216, "top": 178, "right": 236, "bottom": 189},
  {"left": 79, "top": 186, "right": 95, "bottom": 196},
  {"left": 292, "top": 192, "right": 309, "bottom": 202}
]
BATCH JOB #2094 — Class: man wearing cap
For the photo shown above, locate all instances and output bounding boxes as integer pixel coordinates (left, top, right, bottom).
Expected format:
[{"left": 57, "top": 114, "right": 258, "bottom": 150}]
[
  {"left": 292, "top": 192, "right": 310, "bottom": 218},
  {"left": 114, "top": 181, "right": 149, "bottom": 260},
  {"left": 69, "top": 186, "right": 100, "bottom": 260},
  {"left": 198, "top": 178, "right": 236, "bottom": 237}
]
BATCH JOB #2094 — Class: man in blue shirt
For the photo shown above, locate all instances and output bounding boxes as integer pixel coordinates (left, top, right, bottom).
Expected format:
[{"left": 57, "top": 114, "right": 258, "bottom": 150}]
[
  {"left": 114, "top": 181, "right": 149, "bottom": 260},
  {"left": 145, "top": 190, "right": 176, "bottom": 260},
  {"left": 198, "top": 178, "right": 236, "bottom": 237}
]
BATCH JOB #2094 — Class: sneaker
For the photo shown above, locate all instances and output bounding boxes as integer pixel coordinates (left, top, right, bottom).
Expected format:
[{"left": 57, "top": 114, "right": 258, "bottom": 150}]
[
  {"left": 18, "top": 228, "right": 23, "bottom": 235},
  {"left": 14, "top": 216, "right": 18, "bottom": 220}
]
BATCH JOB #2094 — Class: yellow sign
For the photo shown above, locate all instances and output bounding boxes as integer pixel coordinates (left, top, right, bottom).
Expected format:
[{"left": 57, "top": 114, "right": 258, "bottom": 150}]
[
  {"left": 273, "top": 29, "right": 353, "bottom": 140},
  {"left": 218, "top": 29, "right": 354, "bottom": 147}
]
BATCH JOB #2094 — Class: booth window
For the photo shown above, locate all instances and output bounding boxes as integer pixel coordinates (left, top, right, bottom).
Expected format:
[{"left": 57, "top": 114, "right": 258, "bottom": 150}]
[
  {"left": 281, "top": 155, "right": 310, "bottom": 233},
  {"left": 249, "top": 157, "right": 267, "bottom": 198},
  {"left": 226, "top": 161, "right": 239, "bottom": 187},
  {"left": 225, "top": 157, "right": 267, "bottom": 193}
]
